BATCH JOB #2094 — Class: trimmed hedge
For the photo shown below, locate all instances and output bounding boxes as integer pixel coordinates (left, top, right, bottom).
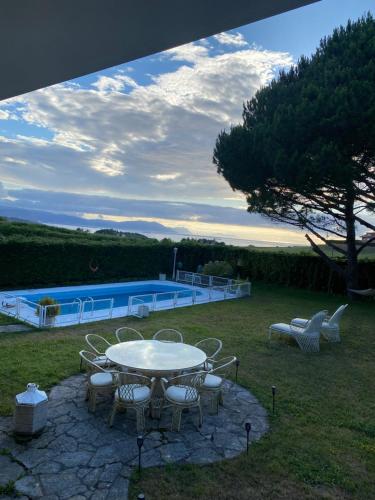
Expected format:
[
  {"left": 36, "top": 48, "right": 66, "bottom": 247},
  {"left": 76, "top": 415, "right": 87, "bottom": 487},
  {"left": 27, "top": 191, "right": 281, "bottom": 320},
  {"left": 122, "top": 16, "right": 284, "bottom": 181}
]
[{"left": 0, "top": 239, "right": 374, "bottom": 294}]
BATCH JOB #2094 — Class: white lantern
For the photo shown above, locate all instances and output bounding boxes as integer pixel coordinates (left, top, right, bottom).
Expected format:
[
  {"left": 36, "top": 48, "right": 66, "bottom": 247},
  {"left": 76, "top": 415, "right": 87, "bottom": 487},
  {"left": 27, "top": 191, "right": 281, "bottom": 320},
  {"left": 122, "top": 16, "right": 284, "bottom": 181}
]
[{"left": 14, "top": 383, "right": 48, "bottom": 436}]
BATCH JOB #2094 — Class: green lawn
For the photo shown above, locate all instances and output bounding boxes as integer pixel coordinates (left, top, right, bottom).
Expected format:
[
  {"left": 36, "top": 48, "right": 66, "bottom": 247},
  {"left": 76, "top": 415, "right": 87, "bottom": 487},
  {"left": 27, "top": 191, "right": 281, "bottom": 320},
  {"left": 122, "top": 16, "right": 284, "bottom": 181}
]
[{"left": 0, "top": 283, "right": 374, "bottom": 499}]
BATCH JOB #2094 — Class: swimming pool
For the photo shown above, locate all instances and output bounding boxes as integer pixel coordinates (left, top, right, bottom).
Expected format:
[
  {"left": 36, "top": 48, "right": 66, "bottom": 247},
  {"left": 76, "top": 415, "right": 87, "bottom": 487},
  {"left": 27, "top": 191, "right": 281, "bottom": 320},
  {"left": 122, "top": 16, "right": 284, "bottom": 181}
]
[{"left": 0, "top": 276, "right": 251, "bottom": 328}]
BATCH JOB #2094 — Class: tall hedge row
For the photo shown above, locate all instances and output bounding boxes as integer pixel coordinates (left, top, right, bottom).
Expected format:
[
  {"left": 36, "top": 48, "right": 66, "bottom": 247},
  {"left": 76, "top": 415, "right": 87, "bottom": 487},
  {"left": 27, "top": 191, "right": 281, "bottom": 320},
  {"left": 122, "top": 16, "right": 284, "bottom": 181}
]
[{"left": 0, "top": 239, "right": 374, "bottom": 294}]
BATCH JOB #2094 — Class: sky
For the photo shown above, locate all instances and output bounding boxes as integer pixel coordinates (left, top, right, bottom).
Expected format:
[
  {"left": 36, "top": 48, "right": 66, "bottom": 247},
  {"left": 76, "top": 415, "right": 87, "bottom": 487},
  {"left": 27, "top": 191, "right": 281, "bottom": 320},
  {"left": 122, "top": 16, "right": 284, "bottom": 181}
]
[{"left": 0, "top": 0, "right": 374, "bottom": 246}]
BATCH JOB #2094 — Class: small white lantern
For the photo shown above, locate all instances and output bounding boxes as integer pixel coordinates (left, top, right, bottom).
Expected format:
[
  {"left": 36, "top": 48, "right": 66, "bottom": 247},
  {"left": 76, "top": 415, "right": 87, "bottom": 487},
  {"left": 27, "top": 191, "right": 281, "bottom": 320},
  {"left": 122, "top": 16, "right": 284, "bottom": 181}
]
[{"left": 14, "top": 383, "right": 48, "bottom": 436}]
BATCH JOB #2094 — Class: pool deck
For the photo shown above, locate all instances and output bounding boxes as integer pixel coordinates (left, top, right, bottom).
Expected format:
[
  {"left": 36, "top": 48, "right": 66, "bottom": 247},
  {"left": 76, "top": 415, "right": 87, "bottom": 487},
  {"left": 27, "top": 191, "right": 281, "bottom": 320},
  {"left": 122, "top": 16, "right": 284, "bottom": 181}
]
[{"left": 0, "top": 280, "right": 245, "bottom": 328}]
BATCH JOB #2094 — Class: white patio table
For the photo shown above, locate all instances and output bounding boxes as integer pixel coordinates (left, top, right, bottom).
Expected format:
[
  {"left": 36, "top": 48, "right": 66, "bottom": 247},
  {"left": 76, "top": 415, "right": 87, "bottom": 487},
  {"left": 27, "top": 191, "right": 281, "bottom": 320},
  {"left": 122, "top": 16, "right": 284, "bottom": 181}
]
[{"left": 105, "top": 339, "right": 207, "bottom": 417}]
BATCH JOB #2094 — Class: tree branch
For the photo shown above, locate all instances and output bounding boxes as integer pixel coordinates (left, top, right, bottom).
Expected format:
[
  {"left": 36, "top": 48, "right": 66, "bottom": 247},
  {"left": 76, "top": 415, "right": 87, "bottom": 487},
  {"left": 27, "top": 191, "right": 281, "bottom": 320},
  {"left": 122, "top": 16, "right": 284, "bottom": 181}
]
[
  {"left": 305, "top": 234, "right": 346, "bottom": 276},
  {"left": 356, "top": 236, "right": 375, "bottom": 256}
]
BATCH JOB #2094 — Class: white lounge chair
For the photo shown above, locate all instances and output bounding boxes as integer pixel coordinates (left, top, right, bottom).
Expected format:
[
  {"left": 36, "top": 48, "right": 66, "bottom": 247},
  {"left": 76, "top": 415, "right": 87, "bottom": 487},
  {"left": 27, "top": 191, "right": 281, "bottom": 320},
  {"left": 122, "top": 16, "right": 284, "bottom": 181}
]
[
  {"left": 291, "top": 304, "right": 348, "bottom": 342},
  {"left": 269, "top": 310, "right": 327, "bottom": 353}
]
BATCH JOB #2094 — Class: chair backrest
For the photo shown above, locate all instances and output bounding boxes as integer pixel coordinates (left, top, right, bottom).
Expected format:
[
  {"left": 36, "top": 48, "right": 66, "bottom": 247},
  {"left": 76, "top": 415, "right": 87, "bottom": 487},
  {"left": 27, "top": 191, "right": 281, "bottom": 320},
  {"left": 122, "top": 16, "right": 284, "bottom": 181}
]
[
  {"left": 210, "top": 356, "right": 237, "bottom": 378},
  {"left": 79, "top": 350, "right": 106, "bottom": 373},
  {"left": 194, "top": 338, "right": 222, "bottom": 359},
  {"left": 167, "top": 371, "right": 206, "bottom": 401},
  {"left": 304, "top": 311, "right": 327, "bottom": 335},
  {"left": 328, "top": 304, "right": 348, "bottom": 328},
  {"left": 153, "top": 328, "right": 184, "bottom": 343},
  {"left": 85, "top": 334, "right": 112, "bottom": 355},
  {"left": 115, "top": 327, "right": 144, "bottom": 343}
]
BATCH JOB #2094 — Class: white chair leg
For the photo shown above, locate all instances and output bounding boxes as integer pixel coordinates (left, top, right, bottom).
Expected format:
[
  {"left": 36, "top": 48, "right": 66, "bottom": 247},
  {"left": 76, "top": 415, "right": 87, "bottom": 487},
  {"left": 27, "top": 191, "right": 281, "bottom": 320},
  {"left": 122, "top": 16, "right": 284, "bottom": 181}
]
[
  {"left": 171, "top": 407, "right": 182, "bottom": 432},
  {"left": 109, "top": 403, "right": 117, "bottom": 427},
  {"left": 198, "top": 402, "right": 203, "bottom": 427},
  {"left": 136, "top": 407, "right": 145, "bottom": 433}
]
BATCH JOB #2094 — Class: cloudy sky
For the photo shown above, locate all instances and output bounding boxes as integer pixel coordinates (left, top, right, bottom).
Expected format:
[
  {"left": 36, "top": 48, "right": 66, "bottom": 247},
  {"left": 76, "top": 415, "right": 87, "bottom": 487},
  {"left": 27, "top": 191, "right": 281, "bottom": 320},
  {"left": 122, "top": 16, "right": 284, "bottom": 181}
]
[{"left": 0, "top": 0, "right": 374, "bottom": 245}]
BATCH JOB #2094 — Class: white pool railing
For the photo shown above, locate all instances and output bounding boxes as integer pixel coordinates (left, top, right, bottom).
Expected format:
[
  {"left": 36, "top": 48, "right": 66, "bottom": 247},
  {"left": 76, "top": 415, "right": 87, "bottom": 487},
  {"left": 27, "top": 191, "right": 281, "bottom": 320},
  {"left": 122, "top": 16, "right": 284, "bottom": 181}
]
[{"left": 0, "top": 274, "right": 251, "bottom": 327}]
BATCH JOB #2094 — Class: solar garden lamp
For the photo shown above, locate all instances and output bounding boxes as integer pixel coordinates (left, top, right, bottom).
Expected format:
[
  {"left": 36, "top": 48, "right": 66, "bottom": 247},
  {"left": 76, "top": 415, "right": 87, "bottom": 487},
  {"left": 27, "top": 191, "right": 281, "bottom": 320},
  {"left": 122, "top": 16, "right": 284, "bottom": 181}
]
[
  {"left": 245, "top": 422, "right": 251, "bottom": 454},
  {"left": 235, "top": 358, "right": 240, "bottom": 383},
  {"left": 137, "top": 494, "right": 145, "bottom": 500},
  {"left": 137, "top": 435, "right": 144, "bottom": 473}
]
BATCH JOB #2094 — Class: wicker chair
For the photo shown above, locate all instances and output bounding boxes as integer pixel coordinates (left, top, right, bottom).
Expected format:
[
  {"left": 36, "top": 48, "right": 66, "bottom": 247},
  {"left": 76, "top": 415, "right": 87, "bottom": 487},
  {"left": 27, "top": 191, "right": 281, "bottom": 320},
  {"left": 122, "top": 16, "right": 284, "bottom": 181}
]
[
  {"left": 194, "top": 338, "right": 222, "bottom": 370},
  {"left": 153, "top": 328, "right": 184, "bottom": 343},
  {"left": 115, "top": 327, "right": 144, "bottom": 343},
  {"left": 269, "top": 310, "right": 327, "bottom": 353},
  {"left": 79, "top": 350, "right": 118, "bottom": 412},
  {"left": 161, "top": 371, "right": 206, "bottom": 431},
  {"left": 109, "top": 372, "right": 153, "bottom": 432},
  {"left": 85, "top": 334, "right": 113, "bottom": 367},
  {"left": 291, "top": 304, "right": 348, "bottom": 342},
  {"left": 200, "top": 356, "right": 237, "bottom": 414}
]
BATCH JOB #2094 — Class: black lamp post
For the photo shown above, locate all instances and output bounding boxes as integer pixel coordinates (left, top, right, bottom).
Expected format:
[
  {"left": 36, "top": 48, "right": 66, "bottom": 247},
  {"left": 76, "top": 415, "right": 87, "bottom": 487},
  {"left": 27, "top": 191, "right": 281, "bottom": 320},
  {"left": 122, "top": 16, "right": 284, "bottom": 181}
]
[
  {"left": 137, "top": 435, "right": 144, "bottom": 473},
  {"left": 272, "top": 385, "right": 276, "bottom": 415},
  {"left": 245, "top": 422, "right": 251, "bottom": 454},
  {"left": 235, "top": 358, "right": 240, "bottom": 383}
]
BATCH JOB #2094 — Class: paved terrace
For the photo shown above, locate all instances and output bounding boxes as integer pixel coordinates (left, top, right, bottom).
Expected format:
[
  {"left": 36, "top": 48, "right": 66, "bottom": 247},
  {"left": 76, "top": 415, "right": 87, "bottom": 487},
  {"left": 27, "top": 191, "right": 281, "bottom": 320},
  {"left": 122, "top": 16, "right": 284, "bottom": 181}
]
[{"left": 0, "top": 375, "right": 268, "bottom": 499}]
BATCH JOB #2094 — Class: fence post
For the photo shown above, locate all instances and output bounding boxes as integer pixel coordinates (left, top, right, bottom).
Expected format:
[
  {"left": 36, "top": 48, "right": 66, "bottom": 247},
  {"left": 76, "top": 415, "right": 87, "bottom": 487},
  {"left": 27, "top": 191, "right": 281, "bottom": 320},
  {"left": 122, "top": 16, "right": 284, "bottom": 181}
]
[
  {"left": 152, "top": 294, "right": 157, "bottom": 311},
  {"left": 128, "top": 297, "right": 133, "bottom": 315},
  {"left": 109, "top": 298, "right": 114, "bottom": 319},
  {"left": 176, "top": 270, "right": 180, "bottom": 282},
  {"left": 15, "top": 297, "right": 20, "bottom": 319},
  {"left": 209, "top": 276, "right": 213, "bottom": 287},
  {"left": 173, "top": 292, "right": 178, "bottom": 308},
  {"left": 39, "top": 305, "right": 45, "bottom": 328}
]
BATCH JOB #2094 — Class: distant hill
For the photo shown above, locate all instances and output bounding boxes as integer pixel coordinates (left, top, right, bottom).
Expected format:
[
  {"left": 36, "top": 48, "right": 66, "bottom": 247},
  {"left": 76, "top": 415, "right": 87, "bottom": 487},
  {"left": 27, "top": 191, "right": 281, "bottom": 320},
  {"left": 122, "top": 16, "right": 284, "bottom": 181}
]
[{"left": 0, "top": 205, "right": 190, "bottom": 235}]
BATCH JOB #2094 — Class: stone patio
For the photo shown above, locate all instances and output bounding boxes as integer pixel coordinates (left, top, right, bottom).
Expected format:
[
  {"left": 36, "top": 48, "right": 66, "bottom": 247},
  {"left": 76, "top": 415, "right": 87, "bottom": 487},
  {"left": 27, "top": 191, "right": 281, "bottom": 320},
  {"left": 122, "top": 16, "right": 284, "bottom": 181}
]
[{"left": 0, "top": 374, "right": 268, "bottom": 499}]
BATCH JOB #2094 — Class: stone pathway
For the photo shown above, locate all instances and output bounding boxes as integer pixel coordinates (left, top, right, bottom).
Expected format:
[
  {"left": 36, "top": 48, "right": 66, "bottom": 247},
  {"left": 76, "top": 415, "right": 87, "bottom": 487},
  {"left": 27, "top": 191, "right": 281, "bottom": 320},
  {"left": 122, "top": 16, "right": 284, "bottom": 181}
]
[{"left": 0, "top": 375, "right": 268, "bottom": 499}]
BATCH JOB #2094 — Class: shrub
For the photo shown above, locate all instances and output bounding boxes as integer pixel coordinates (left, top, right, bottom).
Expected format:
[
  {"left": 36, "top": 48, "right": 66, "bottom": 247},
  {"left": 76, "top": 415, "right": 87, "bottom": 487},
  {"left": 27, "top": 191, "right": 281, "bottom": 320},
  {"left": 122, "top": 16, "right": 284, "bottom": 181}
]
[
  {"left": 203, "top": 261, "right": 234, "bottom": 278},
  {"left": 35, "top": 297, "right": 61, "bottom": 317}
]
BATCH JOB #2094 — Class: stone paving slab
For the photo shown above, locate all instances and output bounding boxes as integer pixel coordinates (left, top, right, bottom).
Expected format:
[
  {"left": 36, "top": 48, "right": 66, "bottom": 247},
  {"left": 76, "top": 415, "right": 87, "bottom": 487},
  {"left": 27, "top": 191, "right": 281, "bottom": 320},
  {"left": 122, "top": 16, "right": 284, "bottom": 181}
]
[{"left": 0, "top": 374, "right": 268, "bottom": 499}]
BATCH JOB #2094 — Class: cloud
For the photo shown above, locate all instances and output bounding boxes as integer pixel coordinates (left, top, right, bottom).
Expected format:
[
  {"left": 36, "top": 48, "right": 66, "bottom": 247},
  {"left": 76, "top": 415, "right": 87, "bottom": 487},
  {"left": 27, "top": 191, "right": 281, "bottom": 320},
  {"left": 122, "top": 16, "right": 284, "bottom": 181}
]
[
  {"left": 0, "top": 39, "right": 292, "bottom": 211},
  {"left": 151, "top": 173, "right": 181, "bottom": 181},
  {"left": 214, "top": 32, "right": 249, "bottom": 47}
]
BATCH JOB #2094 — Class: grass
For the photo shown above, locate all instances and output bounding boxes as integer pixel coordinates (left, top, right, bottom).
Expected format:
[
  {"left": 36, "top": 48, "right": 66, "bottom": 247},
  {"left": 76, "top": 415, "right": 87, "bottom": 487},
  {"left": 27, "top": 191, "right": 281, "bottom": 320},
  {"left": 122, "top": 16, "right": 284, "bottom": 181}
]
[{"left": 0, "top": 283, "right": 374, "bottom": 499}]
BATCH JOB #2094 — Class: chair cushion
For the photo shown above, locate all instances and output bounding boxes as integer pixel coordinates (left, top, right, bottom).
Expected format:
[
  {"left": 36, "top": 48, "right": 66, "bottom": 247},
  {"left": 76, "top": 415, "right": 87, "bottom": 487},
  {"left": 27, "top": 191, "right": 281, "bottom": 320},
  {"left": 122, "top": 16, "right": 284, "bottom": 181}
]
[
  {"left": 290, "top": 318, "right": 309, "bottom": 328},
  {"left": 115, "top": 384, "right": 151, "bottom": 402},
  {"left": 270, "top": 323, "right": 294, "bottom": 335},
  {"left": 166, "top": 385, "right": 198, "bottom": 403},
  {"left": 90, "top": 372, "right": 113, "bottom": 386},
  {"left": 202, "top": 374, "right": 222, "bottom": 389},
  {"left": 93, "top": 355, "right": 109, "bottom": 367}
]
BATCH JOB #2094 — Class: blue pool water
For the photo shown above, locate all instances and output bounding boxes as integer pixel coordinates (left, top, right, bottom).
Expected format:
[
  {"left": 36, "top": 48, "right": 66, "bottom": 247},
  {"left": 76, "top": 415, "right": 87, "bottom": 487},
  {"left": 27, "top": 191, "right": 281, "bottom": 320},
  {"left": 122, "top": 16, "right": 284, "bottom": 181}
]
[{"left": 18, "top": 282, "right": 201, "bottom": 316}]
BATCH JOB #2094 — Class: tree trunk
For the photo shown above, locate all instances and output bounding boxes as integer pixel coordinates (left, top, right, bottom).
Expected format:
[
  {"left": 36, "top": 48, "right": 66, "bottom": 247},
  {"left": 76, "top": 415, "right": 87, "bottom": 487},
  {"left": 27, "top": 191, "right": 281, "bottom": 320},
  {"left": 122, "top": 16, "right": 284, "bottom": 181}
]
[{"left": 345, "top": 194, "right": 359, "bottom": 298}]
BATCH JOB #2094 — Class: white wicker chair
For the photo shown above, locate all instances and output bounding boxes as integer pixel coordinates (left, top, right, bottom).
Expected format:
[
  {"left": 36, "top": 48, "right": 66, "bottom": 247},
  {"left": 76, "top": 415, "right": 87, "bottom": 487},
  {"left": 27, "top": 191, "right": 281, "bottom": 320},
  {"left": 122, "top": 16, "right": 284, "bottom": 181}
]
[
  {"left": 109, "top": 372, "right": 153, "bottom": 432},
  {"left": 269, "top": 310, "right": 327, "bottom": 353},
  {"left": 200, "top": 356, "right": 237, "bottom": 414},
  {"left": 291, "top": 304, "right": 348, "bottom": 342},
  {"left": 79, "top": 350, "right": 118, "bottom": 412},
  {"left": 115, "top": 327, "right": 144, "bottom": 343},
  {"left": 194, "top": 338, "right": 222, "bottom": 370},
  {"left": 85, "top": 334, "right": 113, "bottom": 367},
  {"left": 161, "top": 371, "right": 206, "bottom": 431},
  {"left": 153, "top": 328, "right": 184, "bottom": 343}
]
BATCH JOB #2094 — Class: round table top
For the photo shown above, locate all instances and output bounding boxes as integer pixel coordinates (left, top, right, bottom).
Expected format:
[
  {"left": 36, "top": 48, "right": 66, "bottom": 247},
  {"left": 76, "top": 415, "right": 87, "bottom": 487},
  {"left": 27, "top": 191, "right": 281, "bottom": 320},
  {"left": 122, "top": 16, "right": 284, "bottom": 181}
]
[{"left": 105, "top": 340, "right": 207, "bottom": 375}]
